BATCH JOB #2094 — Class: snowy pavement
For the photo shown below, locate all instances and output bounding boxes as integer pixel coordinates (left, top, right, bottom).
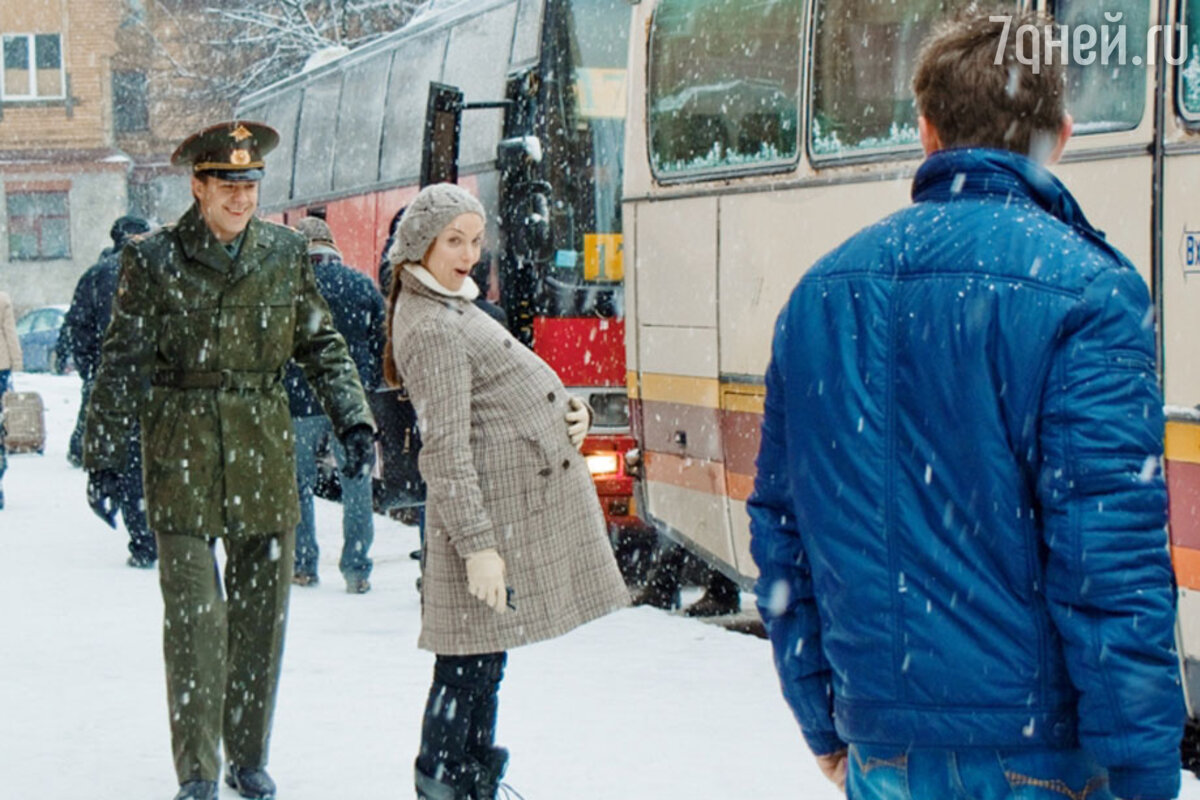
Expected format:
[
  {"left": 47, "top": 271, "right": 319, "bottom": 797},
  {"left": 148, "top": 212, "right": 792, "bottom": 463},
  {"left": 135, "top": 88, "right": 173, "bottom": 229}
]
[{"left": 3, "top": 372, "right": 1198, "bottom": 800}]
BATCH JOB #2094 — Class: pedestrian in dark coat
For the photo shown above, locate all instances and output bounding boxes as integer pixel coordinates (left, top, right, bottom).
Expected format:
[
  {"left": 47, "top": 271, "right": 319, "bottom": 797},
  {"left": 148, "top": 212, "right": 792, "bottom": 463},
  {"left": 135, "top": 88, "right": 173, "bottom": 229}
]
[
  {"left": 286, "top": 216, "right": 386, "bottom": 593},
  {"left": 385, "top": 183, "right": 627, "bottom": 800},
  {"left": 63, "top": 215, "right": 155, "bottom": 565},
  {"left": 749, "top": 12, "right": 1183, "bottom": 800},
  {"left": 83, "top": 121, "right": 375, "bottom": 800}
]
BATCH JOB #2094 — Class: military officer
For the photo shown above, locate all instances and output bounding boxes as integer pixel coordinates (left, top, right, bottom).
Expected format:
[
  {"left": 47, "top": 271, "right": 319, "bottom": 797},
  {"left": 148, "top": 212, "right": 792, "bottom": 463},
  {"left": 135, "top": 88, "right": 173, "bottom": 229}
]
[{"left": 83, "top": 120, "right": 376, "bottom": 800}]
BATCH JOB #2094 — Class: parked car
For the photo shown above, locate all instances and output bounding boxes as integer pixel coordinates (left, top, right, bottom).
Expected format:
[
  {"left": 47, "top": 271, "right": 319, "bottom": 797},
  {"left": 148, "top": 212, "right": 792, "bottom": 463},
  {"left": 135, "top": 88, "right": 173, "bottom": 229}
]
[{"left": 15, "top": 305, "right": 69, "bottom": 373}]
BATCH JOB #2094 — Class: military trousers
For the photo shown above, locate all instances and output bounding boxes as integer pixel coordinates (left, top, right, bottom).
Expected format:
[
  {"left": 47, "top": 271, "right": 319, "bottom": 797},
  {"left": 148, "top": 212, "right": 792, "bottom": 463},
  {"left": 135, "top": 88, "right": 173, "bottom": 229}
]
[{"left": 156, "top": 529, "right": 294, "bottom": 783}]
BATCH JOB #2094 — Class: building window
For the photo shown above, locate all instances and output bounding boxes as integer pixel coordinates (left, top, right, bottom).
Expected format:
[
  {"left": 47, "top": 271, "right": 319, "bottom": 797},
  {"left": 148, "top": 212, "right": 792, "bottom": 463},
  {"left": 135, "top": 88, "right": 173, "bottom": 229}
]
[
  {"left": 113, "top": 70, "right": 149, "bottom": 132},
  {"left": 2, "top": 33, "right": 64, "bottom": 100},
  {"left": 7, "top": 190, "right": 71, "bottom": 260}
]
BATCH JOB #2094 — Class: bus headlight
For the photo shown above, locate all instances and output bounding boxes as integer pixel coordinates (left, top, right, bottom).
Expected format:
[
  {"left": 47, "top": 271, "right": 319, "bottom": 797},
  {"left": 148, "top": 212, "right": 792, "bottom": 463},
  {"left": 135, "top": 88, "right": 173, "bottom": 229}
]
[{"left": 586, "top": 453, "right": 620, "bottom": 476}]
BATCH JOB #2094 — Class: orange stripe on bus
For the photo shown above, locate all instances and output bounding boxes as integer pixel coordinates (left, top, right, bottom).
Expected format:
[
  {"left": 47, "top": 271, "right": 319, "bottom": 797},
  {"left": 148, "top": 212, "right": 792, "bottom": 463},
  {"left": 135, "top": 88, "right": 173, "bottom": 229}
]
[
  {"left": 640, "top": 373, "right": 720, "bottom": 408},
  {"left": 644, "top": 450, "right": 726, "bottom": 495},
  {"left": 727, "top": 471, "right": 755, "bottom": 502},
  {"left": 1166, "top": 420, "right": 1200, "bottom": 464},
  {"left": 1173, "top": 547, "right": 1200, "bottom": 591}
]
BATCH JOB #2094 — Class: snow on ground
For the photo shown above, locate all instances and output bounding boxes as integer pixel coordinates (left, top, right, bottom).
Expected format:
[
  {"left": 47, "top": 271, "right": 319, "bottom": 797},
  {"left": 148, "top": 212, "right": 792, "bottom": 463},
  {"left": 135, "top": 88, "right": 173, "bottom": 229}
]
[{"left": 3, "top": 372, "right": 1198, "bottom": 800}]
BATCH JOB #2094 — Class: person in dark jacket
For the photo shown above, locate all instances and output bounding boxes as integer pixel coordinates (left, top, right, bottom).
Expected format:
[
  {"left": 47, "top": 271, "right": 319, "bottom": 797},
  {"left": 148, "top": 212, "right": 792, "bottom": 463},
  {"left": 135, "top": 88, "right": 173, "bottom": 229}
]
[
  {"left": 748, "top": 11, "right": 1183, "bottom": 800},
  {"left": 287, "top": 216, "right": 386, "bottom": 594},
  {"left": 63, "top": 215, "right": 155, "bottom": 566},
  {"left": 64, "top": 215, "right": 151, "bottom": 454},
  {"left": 377, "top": 205, "right": 406, "bottom": 297}
]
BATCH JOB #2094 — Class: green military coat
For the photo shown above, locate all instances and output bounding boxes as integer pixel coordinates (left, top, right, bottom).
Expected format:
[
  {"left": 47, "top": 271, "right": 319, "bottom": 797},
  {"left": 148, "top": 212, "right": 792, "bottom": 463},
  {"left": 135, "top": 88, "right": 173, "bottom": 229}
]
[{"left": 84, "top": 204, "right": 374, "bottom": 539}]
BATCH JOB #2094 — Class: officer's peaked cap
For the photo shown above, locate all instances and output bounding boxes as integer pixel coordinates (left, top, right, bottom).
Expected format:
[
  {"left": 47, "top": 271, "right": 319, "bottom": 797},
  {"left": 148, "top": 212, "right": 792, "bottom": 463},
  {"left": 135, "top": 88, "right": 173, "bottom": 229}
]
[{"left": 171, "top": 120, "right": 279, "bottom": 182}]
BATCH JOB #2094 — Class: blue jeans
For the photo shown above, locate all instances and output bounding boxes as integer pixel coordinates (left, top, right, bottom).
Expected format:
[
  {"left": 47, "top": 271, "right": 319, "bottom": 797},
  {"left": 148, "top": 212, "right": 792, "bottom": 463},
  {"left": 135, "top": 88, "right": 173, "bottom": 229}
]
[
  {"left": 847, "top": 745, "right": 1114, "bottom": 800},
  {"left": 293, "top": 415, "right": 374, "bottom": 580}
]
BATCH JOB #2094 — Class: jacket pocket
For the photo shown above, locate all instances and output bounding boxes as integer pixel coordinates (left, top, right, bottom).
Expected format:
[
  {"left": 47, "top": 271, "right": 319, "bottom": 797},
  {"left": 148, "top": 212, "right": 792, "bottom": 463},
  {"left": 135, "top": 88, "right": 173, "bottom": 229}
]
[{"left": 476, "top": 436, "right": 548, "bottom": 524}]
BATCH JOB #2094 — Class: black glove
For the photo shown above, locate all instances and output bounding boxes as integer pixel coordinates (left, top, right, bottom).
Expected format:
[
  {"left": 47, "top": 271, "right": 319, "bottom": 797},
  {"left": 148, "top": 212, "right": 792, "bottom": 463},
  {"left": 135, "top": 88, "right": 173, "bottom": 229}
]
[
  {"left": 86, "top": 469, "right": 121, "bottom": 528},
  {"left": 341, "top": 424, "right": 376, "bottom": 479}
]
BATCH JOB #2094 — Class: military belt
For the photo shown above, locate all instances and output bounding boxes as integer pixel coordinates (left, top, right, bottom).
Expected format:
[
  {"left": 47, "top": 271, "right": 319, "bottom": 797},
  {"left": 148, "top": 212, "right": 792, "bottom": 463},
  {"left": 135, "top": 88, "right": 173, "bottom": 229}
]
[{"left": 153, "top": 369, "right": 281, "bottom": 391}]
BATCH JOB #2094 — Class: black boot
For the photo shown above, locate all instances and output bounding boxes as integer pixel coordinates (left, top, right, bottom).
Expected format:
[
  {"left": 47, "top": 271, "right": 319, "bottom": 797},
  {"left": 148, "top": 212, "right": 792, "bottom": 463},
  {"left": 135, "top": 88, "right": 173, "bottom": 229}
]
[
  {"left": 224, "top": 765, "right": 276, "bottom": 799},
  {"left": 684, "top": 572, "right": 741, "bottom": 617},
  {"left": 471, "top": 746, "right": 510, "bottom": 800},
  {"left": 415, "top": 758, "right": 481, "bottom": 800},
  {"left": 173, "top": 780, "right": 218, "bottom": 800},
  {"left": 630, "top": 544, "right": 685, "bottom": 609}
]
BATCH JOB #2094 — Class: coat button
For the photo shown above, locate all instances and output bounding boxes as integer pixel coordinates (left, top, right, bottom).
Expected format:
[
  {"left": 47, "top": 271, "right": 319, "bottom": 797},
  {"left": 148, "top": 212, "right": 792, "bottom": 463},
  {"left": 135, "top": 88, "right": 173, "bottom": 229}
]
[
  {"left": 547, "top": 391, "right": 556, "bottom": 402},
  {"left": 537, "top": 467, "right": 552, "bottom": 477},
  {"left": 503, "top": 340, "right": 512, "bottom": 349},
  {"left": 562, "top": 459, "right": 570, "bottom": 469}
]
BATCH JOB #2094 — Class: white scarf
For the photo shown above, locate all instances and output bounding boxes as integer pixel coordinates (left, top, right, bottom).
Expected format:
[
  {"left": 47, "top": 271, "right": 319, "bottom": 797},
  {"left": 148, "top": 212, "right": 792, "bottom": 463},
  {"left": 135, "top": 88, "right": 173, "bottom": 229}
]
[{"left": 403, "top": 264, "right": 480, "bottom": 301}]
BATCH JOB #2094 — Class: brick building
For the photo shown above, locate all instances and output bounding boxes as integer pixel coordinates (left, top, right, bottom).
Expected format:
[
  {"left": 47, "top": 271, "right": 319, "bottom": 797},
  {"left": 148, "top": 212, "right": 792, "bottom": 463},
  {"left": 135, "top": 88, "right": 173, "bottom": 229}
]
[{"left": 0, "top": 0, "right": 226, "bottom": 317}]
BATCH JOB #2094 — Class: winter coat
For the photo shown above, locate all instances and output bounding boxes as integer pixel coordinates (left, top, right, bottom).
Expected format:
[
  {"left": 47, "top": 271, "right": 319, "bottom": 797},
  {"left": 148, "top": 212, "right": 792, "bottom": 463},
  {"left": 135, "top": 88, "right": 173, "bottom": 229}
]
[
  {"left": 63, "top": 247, "right": 122, "bottom": 382},
  {"left": 748, "top": 148, "right": 1183, "bottom": 800},
  {"left": 83, "top": 203, "right": 374, "bottom": 540},
  {"left": 284, "top": 250, "right": 386, "bottom": 418},
  {"left": 391, "top": 268, "right": 627, "bottom": 655},
  {"left": 0, "top": 291, "right": 20, "bottom": 373}
]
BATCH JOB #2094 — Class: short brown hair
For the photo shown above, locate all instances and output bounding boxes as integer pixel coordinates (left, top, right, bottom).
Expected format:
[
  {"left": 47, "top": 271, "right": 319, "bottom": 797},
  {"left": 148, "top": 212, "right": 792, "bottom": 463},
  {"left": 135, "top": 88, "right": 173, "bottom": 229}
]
[{"left": 913, "top": 9, "right": 1064, "bottom": 157}]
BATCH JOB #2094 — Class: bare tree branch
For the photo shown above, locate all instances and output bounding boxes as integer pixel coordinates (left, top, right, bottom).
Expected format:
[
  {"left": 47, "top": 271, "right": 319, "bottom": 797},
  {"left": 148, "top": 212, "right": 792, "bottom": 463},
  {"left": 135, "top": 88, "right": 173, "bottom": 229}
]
[{"left": 136, "top": 0, "right": 430, "bottom": 109}]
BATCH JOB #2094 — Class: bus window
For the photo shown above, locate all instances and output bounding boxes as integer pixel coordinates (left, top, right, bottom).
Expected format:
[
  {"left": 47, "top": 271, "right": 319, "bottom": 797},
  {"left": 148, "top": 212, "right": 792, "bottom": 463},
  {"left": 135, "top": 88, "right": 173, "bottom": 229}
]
[
  {"left": 255, "top": 91, "right": 300, "bottom": 205},
  {"left": 647, "top": 0, "right": 801, "bottom": 179},
  {"left": 1179, "top": 0, "right": 1200, "bottom": 119},
  {"left": 534, "top": 0, "right": 632, "bottom": 319},
  {"left": 1054, "top": 0, "right": 1148, "bottom": 133},
  {"left": 809, "top": 0, "right": 983, "bottom": 160},
  {"left": 295, "top": 72, "right": 342, "bottom": 198},
  {"left": 380, "top": 31, "right": 448, "bottom": 184},
  {"left": 334, "top": 57, "right": 390, "bottom": 191},
  {"left": 443, "top": 3, "right": 519, "bottom": 167}
]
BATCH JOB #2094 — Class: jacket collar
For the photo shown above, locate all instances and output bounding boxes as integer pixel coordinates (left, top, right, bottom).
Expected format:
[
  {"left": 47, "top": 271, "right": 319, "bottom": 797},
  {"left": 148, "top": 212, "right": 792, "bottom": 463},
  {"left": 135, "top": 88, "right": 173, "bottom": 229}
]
[
  {"left": 402, "top": 263, "right": 480, "bottom": 301},
  {"left": 175, "top": 202, "right": 262, "bottom": 278},
  {"left": 912, "top": 147, "right": 1131, "bottom": 268}
]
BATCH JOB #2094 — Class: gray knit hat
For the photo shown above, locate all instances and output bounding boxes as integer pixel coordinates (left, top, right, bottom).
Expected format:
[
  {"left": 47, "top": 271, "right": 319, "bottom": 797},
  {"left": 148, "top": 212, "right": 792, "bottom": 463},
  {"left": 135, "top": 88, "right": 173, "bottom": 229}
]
[
  {"left": 388, "top": 183, "right": 485, "bottom": 265},
  {"left": 293, "top": 216, "right": 338, "bottom": 250}
]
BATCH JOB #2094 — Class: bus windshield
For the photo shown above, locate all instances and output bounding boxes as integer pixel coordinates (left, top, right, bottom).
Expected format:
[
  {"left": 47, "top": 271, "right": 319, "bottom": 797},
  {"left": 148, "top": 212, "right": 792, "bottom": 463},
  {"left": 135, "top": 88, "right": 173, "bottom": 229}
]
[{"left": 537, "top": 0, "right": 629, "bottom": 319}]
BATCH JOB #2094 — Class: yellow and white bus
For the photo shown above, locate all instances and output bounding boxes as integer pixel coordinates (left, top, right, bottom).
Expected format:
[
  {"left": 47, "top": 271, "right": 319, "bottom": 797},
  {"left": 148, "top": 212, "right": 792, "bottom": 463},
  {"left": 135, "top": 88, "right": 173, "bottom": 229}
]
[{"left": 621, "top": 0, "right": 1200, "bottom": 722}]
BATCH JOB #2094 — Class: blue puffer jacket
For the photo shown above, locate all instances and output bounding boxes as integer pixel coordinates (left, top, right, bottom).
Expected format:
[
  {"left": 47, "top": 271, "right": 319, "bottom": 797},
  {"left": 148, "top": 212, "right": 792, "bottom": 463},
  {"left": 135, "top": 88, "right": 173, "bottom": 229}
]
[{"left": 748, "top": 148, "right": 1183, "bottom": 800}]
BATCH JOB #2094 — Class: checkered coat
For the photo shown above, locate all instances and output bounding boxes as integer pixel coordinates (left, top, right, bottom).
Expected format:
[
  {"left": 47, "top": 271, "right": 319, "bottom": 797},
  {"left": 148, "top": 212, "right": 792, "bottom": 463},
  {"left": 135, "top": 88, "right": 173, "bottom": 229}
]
[{"left": 392, "top": 270, "right": 628, "bottom": 655}]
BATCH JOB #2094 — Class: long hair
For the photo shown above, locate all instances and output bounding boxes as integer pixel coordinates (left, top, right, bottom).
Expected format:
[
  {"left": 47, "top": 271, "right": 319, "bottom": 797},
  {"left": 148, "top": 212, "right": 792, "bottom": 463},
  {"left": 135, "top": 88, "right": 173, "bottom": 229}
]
[{"left": 382, "top": 259, "right": 407, "bottom": 388}]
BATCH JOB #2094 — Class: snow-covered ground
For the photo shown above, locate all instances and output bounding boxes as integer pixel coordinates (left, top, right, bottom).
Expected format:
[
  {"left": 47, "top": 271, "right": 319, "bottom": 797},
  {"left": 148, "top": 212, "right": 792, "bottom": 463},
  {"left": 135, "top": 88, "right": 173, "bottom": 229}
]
[{"left": 3, "top": 372, "right": 1198, "bottom": 800}]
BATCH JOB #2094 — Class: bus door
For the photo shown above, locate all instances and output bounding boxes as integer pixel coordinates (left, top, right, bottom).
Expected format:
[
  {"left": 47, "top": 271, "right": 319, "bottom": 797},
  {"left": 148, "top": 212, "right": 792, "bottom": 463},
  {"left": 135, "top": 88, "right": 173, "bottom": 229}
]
[{"left": 632, "top": 194, "right": 739, "bottom": 574}]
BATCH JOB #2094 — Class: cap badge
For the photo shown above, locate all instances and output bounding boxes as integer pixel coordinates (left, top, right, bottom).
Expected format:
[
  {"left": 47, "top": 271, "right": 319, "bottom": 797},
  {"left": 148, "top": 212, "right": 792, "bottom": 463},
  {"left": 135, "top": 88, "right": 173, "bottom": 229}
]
[
  {"left": 231, "top": 125, "right": 253, "bottom": 142},
  {"left": 230, "top": 149, "right": 251, "bottom": 166}
]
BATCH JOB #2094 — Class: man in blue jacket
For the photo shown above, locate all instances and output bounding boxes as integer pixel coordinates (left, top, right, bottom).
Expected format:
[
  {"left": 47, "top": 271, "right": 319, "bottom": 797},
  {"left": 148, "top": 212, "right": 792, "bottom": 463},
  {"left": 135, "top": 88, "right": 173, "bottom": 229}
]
[
  {"left": 287, "top": 217, "right": 386, "bottom": 594},
  {"left": 749, "top": 11, "right": 1184, "bottom": 800}
]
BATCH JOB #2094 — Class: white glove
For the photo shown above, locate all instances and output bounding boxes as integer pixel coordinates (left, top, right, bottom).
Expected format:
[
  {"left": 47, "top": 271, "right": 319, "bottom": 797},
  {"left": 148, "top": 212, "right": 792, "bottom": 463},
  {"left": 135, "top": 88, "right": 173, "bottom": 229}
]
[
  {"left": 565, "top": 396, "right": 590, "bottom": 451},
  {"left": 465, "top": 549, "right": 508, "bottom": 613}
]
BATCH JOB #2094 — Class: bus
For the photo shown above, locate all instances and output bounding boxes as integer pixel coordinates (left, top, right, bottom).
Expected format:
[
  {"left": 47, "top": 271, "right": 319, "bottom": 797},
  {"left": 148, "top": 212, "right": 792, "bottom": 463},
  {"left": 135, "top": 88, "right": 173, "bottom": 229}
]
[
  {"left": 234, "top": 0, "right": 646, "bottom": 547},
  {"left": 620, "top": 0, "right": 1200, "bottom": 734}
]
